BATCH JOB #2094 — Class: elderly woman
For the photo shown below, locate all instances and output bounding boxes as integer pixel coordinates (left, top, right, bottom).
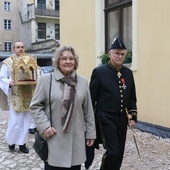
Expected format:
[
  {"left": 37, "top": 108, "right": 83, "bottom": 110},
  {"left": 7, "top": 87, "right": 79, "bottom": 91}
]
[{"left": 30, "top": 46, "right": 96, "bottom": 170}]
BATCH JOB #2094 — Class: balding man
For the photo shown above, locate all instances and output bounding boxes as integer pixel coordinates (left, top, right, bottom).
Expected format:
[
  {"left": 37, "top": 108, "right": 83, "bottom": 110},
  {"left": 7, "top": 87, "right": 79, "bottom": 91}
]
[{"left": 0, "top": 41, "right": 36, "bottom": 153}]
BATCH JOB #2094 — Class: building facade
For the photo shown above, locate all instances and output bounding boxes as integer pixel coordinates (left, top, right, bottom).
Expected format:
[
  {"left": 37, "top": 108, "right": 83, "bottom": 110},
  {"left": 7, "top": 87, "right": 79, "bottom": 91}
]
[
  {"left": 60, "top": 0, "right": 170, "bottom": 135},
  {"left": 1, "top": 0, "right": 170, "bottom": 135},
  {"left": 0, "top": 0, "right": 60, "bottom": 51},
  {"left": 0, "top": 0, "right": 19, "bottom": 51}
]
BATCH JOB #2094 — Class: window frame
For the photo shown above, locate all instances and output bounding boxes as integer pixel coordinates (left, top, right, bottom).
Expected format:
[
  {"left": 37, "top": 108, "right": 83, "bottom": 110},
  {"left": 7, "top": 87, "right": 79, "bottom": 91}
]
[
  {"left": 104, "top": 0, "right": 132, "bottom": 51},
  {"left": 55, "top": 24, "right": 60, "bottom": 40},
  {"left": 37, "top": 22, "right": 46, "bottom": 39},
  {"left": 55, "top": 0, "right": 60, "bottom": 10},
  {"left": 37, "top": 0, "right": 46, "bottom": 9},
  {"left": 4, "top": 41, "right": 12, "bottom": 52},
  {"left": 4, "top": 19, "right": 12, "bottom": 30},
  {"left": 4, "top": 1, "right": 11, "bottom": 11}
]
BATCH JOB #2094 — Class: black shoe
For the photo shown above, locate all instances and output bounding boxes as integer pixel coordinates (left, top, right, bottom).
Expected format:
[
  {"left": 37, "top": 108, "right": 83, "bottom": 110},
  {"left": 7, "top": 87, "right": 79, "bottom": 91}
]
[
  {"left": 19, "top": 144, "right": 29, "bottom": 153},
  {"left": 29, "top": 128, "right": 37, "bottom": 134},
  {"left": 9, "top": 144, "right": 15, "bottom": 151}
]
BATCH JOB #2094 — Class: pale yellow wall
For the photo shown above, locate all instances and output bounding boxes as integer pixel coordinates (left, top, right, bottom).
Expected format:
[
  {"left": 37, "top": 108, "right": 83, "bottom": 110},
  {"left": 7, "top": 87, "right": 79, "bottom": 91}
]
[
  {"left": 60, "top": 0, "right": 96, "bottom": 80},
  {"left": 60, "top": 0, "right": 170, "bottom": 128},
  {"left": 135, "top": 0, "right": 170, "bottom": 128}
]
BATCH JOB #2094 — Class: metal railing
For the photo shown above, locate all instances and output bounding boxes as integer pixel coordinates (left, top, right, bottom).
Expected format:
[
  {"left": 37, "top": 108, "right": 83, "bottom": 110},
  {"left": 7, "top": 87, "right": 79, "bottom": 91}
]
[{"left": 35, "top": 8, "right": 59, "bottom": 17}]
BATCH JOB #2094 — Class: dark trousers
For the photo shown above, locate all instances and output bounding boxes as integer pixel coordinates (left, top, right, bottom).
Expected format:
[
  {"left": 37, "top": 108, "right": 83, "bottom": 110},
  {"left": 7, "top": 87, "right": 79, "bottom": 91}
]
[
  {"left": 44, "top": 162, "right": 81, "bottom": 170},
  {"left": 84, "top": 144, "right": 95, "bottom": 169},
  {"left": 98, "top": 111, "right": 128, "bottom": 170}
]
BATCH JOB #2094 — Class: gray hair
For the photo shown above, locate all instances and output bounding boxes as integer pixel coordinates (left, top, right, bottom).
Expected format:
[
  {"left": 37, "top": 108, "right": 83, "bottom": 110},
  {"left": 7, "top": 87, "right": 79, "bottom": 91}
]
[{"left": 53, "top": 45, "right": 79, "bottom": 70}]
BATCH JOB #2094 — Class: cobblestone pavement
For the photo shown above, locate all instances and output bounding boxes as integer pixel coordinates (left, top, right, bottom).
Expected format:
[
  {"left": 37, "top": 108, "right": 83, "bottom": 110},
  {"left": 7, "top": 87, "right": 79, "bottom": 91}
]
[{"left": 0, "top": 109, "right": 170, "bottom": 170}]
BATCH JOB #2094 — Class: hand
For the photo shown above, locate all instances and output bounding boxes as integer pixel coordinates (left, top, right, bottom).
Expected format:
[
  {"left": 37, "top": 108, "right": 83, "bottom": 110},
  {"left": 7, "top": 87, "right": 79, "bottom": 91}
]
[
  {"left": 9, "top": 80, "right": 15, "bottom": 87},
  {"left": 86, "top": 139, "right": 95, "bottom": 147},
  {"left": 43, "top": 126, "right": 57, "bottom": 138},
  {"left": 129, "top": 120, "right": 136, "bottom": 129}
]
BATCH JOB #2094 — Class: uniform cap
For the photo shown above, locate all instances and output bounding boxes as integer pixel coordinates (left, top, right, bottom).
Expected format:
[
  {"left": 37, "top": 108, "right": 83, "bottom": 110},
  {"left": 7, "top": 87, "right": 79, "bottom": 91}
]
[{"left": 109, "top": 36, "right": 127, "bottom": 50}]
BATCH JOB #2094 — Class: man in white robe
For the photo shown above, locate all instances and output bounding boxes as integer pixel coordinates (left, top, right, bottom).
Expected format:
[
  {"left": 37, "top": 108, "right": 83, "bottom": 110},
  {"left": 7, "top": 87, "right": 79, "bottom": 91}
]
[
  {"left": 29, "top": 117, "right": 37, "bottom": 134},
  {"left": 0, "top": 41, "right": 35, "bottom": 153}
]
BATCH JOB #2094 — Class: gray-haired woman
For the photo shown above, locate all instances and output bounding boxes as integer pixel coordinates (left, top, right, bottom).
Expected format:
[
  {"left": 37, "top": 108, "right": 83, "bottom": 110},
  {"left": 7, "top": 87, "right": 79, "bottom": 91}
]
[{"left": 30, "top": 45, "right": 96, "bottom": 170}]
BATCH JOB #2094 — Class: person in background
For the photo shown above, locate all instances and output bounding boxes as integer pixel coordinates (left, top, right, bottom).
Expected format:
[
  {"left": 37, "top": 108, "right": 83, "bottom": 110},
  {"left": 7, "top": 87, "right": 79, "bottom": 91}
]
[
  {"left": 29, "top": 61, "right": 54, "bottom": 135},
  {"left": 0, "top": 41, "right": 35, "bottom": 153},
  {"left": 84, "top": 142, "right": 95, "bottom": 169},
  {"left": 30, "top": 45, "right": 96, "bottom": 170},
  {"left": 89, "top": 36, "right": 137, "bottom": 170},
  {"left": 29, "top": 117, "right": 37, "bottom": 134}
]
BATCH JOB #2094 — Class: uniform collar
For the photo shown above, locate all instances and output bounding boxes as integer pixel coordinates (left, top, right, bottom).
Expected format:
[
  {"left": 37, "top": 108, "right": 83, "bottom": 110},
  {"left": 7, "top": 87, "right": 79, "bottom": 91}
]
[{"left": 108, "top": 60, "right": 123, "bottom": 72}]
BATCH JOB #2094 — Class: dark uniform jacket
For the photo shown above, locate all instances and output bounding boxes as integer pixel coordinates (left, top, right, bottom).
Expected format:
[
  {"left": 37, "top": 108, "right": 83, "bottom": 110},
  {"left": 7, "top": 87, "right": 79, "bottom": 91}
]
[
  {"left": 90, "top": 63, "right": 137, "bottom": 148},
  {"left": 90, "top": 63, "right": 137, "bottom": 119}
]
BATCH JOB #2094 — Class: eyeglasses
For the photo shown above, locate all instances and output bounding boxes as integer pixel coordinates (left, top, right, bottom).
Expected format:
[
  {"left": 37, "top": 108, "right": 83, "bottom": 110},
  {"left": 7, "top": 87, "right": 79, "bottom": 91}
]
[
  {"left": 59, "top": 57, "right": 75, "bottom": 62},
  {"left": 112, "top": 52, "right": 126, "bottom": 57},
  {"left": 16, "top": 46, "right": 24, "bottom": 49}
]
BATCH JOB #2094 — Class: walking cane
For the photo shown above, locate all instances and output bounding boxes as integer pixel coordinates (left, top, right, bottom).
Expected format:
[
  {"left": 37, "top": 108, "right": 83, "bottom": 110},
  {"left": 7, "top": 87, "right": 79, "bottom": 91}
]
[{"left": 125, "top": 108, "right": 141, "bottom": 160}]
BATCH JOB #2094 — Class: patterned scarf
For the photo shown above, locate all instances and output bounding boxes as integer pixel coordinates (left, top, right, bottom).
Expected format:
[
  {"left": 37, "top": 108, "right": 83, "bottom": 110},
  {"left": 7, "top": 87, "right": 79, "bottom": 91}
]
[{"left": 60, "top": 75, "right": 77, "bottom": 132}]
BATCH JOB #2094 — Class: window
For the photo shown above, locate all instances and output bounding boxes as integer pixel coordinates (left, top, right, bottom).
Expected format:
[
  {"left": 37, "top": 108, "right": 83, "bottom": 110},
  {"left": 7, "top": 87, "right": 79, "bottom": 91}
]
[
  {"left": 37, "top": 22, "right": 46, "bottom": 39},
  {"left": 4, "top": 1, "right": 11, "bottom": 11},
  {"left": 106, "top": 0, "right": 119, "bottom": 5},
  {"left": 105, "top": 0, "right": 132, "bottom": 52},
  {"left": 4, "top": 42, "right": 12, "bottom": 51},
  {"left": 55, "top": 24, "right": 60, "bottom": 40},
  {"left": 55, "top": 0, "right": 60, "bottom": 10},
  {"left": 4, "top": 20, "right": 12, "bottom": 29},
  {"left": 37, "top": 0, "right": 46, "bottom": 9}
]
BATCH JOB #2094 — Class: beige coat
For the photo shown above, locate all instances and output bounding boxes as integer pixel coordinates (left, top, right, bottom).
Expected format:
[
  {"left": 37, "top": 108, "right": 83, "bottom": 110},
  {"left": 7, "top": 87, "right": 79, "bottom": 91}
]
[{"left": 30, "top": 68, "right": 96, "bottom": 167}]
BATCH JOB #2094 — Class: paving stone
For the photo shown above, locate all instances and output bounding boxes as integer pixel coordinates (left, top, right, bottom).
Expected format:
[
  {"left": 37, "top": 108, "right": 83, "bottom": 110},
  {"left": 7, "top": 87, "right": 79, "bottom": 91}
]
[{"left": 0, "top": 109, "right": 170, "bottom": 170}]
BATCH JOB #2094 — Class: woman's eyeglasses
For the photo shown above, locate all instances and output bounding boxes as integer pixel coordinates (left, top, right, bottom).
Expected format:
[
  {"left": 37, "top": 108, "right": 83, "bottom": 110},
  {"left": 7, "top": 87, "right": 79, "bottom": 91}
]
[{"left": 59, "top": 57, "right": 75, "bottom": 62}]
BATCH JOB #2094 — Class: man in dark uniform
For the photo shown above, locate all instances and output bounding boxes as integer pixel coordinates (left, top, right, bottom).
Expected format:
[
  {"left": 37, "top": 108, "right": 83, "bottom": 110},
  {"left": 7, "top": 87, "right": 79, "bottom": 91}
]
[{"left": 89, "top": 36, "right": 137, "bottom": 170}]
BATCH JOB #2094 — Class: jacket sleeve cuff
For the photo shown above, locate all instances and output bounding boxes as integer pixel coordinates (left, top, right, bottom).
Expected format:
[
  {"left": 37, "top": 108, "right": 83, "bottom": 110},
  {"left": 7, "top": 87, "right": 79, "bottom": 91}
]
[{"left": 129, "top": 109, "right": 137, "bottom": 123}]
